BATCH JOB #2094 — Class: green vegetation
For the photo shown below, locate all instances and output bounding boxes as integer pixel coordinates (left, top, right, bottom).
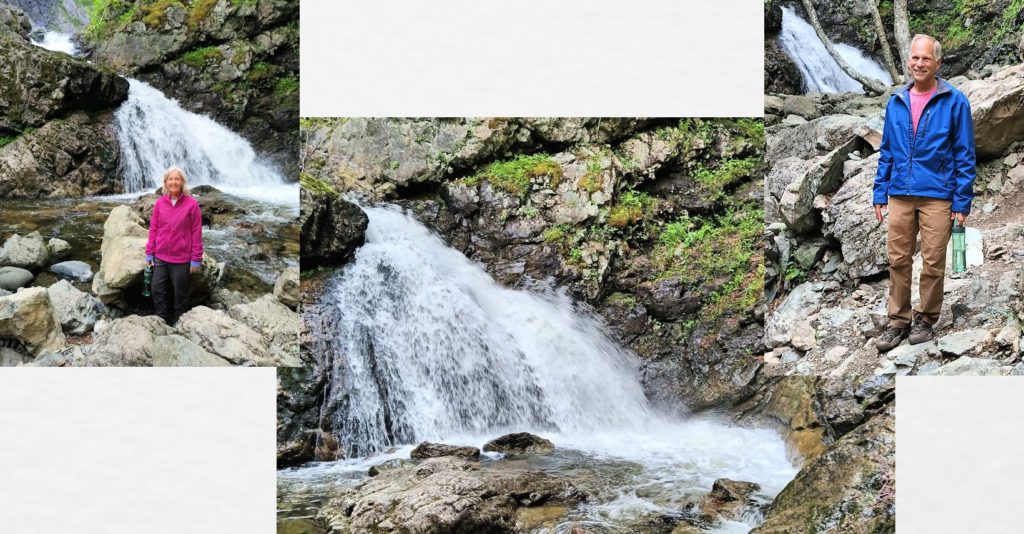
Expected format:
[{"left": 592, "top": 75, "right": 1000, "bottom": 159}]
[
  {"left": 246, "top": 62, "right": 273, "bottom": 81},
  {"left": 141, "top": 0, "right": 183, "bottom": 28},
  {"left": 605, "top": 292, "right": 638, "bottom": 307},
  {"left": 543, "top": 224, "right": 573, "bottom": 243},
  {"left": 300, "top": 173, "right": 338, "bottom": 197},
  {"left": 653, "top": 206, "right": 764, "bottom": 321},
  {"left": 607, "top": 190, "right": 655, "bottom": 228},
  {"left": 693, "top": 157, "right": 759, "bottom": 192},
  {"left": 0, "top": 135, "right": 18, "bottom": 148},
  {"left": 180, "top": 46, "right": 224, "bottom": 67},
  {"left": 188, "top": 0, "right": 218, "bottom": 26},
  {"left": 578, "top": 160, "right": 605, "bottom": 193},
  {"left": 276, "top": 74, "right": 299, "bottom": 96},
  {"left": 461, "top": 154, "right": 562, "bottom": 198}
]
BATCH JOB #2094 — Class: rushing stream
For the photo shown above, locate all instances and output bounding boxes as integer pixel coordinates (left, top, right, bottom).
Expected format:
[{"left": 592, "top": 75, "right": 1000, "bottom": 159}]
[
  {"left": 778, "top": 5, "right": 893, "bottom": 93},
  {"left": 280, "top": 205, "right": 798, "bottom": 532}
]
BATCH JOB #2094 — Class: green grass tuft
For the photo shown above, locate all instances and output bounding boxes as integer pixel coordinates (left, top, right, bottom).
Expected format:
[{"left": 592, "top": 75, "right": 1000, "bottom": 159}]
[{"left": 462, "top": 154, "right": 562, "bottom": 198}]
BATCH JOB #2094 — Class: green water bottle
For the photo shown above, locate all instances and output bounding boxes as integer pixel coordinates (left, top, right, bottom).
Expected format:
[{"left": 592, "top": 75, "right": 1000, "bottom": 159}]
[
  {"left": 143, "top": 265, "right": 153, "bottom": 297},
  {"left": 952, "top": 221, "right": 967, "bottom": 274}
]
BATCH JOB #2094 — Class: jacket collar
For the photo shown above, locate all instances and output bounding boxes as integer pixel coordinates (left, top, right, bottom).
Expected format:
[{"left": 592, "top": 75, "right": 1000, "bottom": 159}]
[{"left": 894, "top": 76, "right": 953, "bottom": 99}]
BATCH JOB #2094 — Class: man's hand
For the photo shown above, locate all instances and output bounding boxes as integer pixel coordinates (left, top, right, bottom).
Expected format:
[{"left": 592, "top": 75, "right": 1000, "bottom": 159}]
[
  {"left": 951, "top": 212, "right": 966, "bottom": 225},
  {"left": 874, "top": 204, "right": 888, "bottom": 223}
]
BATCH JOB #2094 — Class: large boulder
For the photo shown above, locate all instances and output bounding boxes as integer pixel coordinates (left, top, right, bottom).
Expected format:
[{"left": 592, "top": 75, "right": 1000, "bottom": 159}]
[
  {"left": 92, "top": 206, "right": 150, "bottom": 304},
  {"left": 318, "top": 457, "right": 584, "bottom": 533},
  {"left": 0, "top": 112, "right": 123, "bottom": 198},
  {"left": 175, "top": 305, "right": 282, "bottom": 366},
  {"left": 409, "top": 442, "right": 481, "bottom": 460},
  {"left": 0, "top": 231, "right": 48, "bottom": 269},
  {"left": 959, "top": 64, "right": 1024, "bottom": 160},
  {"left": 151, "top": 334, "right": 232, "bottom": 367},
  {"left": 92, "top": 205, "right": 223, "bottom": 306},
  {"left": 299, "top": 189, "right": 368, "bottom": 270},
  {"left": 482, "top": 432, "right": 555, "bottom": 456},
  {"left": 0, "top": 4, "right": 31, "bottom": 38},
  {"left": 752, "top": 410, "right": 895, "bottom": 533},
  {"left": 81, "top": 314, "right": 172, "bottom": 366},
  {"left": 777, "top": 138, "right": 859, "bottom": 235},
  {"left": 0, "top": 287, "right": 67, "bottom": 356},
  {"left": 822, "top": 154, "right": 889, "bottom": 278},
  {"left": 226, "top": 295, "right": 300, "bottom": 366},
  {"left": 46, "top": 279, "right": 104, "bottom": 335},
  {"left": 0, "top": 31, "right": 127, "bottom": 132}
]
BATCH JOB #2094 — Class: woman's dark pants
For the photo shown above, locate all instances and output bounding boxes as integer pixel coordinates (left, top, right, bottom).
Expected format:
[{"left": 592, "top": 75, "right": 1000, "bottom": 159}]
[{"left": 152, "top": 258, "right": 190, "bottom": 326}]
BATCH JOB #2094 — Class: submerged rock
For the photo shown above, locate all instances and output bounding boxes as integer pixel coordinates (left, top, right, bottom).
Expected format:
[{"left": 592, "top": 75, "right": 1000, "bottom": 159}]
[
  {"left": 698, "top": 478, "right": 765, "bottom": 523},
  {"left": 299, "top": 189, "right": 368, "bottom": 270}
]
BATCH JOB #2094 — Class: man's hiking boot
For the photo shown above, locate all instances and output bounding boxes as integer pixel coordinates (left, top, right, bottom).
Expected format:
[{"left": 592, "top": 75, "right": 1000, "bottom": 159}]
[
  {"left": 909, "top": 320, "right": 935, "bottom": 345},
  {"left": 875, "top": 325, "right": 909, "bottom": 352}
]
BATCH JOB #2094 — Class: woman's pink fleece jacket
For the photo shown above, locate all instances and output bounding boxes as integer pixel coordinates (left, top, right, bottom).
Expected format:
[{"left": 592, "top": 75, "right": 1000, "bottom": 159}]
[{"left": 145, "top": 195, "right": 204, "bottom": 267}]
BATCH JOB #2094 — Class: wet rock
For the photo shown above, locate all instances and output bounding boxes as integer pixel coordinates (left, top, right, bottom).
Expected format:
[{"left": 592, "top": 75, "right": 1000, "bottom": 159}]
[
  {"left": 410, "top": 442, "right": 481, "bottom": 460},
  {"left": 0, "top": 266, "right": 33, "bottom": 291},
  {"left": 46, "top": 280, "right": 104, "bottom": 335},
  {"left": 699, "top": 479, "right": 764, "bottom": 523},
  {"left": 0, "top": 231, "right": 48, "bottom": 269},
  {"left": 483, "top": 432, "right": 555, "bottom": 456},
  {"left": 937, "top": 328, "right": 989, "bottom": 357},
  {"left": 0, "top": 31, "right": 127, "bottom": 132},
  {"left": 368, "top": 459, "right": 414, "bottom": 477},
  {"left": 47, "top": 238, "right": 71, "bottom": 262},
  {"left": 753, "top": 411, "right": 894, "bottom": 533},
  {"left": 764, "top": 39, "right": 802, "bottom": 95},
  {"left": 299, "top": 189, "right": 368, "bottom": 270},
  {"left": 49, "top": 260, "right": 94, "bottom": 283},
  {"left": 0, "top": 287, "right": 66, "bottom": 356},
  {"left": 273, "top": 266, "right": 299, "bottom": 309},
  {"left": 318, "top": 456, "right": 584, "bottom": 533}
]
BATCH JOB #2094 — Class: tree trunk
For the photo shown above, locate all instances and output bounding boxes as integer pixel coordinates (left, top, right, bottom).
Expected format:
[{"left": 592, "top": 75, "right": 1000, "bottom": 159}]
[
  {"left": 893, "top": 0, "right": 912, "bottom": 81},
  {"left": 800, "top": 0, "right": 890, "bottom": 94},
  {"left": 867, "top": 0, "right": 902, "bottom": 83}
]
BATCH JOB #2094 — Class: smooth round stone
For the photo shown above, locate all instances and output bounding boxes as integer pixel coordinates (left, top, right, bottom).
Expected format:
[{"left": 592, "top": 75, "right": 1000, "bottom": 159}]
[
  {"left": 49, "top": 260, "right": 94, "bottom": 282},
  {"left": 0, "top": 266, "right": 34, "bottom": 291}
]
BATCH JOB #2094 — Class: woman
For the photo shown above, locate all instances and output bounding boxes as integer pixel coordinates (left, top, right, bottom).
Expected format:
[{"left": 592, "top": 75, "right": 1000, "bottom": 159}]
[{"left": 145, "top": 167, "right": 204, "bottom": 327}]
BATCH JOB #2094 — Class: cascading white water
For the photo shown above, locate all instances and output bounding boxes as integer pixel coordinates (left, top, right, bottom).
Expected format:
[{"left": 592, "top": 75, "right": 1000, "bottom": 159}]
[
  {"left": 778, "top": 5, "right": 893, "bottom": 93},
  {"left": 31, "top": 31, "right": 80, "bottom": 56},
  {"left": 113, "top": 79, "right": 297, "bottom": 204},
  {"left": 304, "top": 204, "right": 799, "bottom": 530}
]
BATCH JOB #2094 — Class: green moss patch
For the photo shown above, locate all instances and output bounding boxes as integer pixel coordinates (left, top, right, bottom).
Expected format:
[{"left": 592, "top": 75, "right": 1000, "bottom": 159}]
[
  {"left": 179, "top": 46, "right": 224, "bottom": 67},
  {"left": 462, "top": 154, "right": 563, "bottom": 198},
  {"left": 607, "top": 190, "right": 655, "bottom": 228},
  {"left": 300, "top": 173, "right": 338, "bottom": 197}
]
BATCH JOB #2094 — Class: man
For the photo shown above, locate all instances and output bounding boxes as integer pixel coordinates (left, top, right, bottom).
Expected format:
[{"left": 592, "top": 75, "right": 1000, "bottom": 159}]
[{"left": 872, "top": 34, "right": 976, "bottom": 352}]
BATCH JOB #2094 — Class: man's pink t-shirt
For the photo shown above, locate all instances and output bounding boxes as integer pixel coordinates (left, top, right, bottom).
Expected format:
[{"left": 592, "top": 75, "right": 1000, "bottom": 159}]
[{"left": 909, "top": 87, "right": 936, "bottom": 133}]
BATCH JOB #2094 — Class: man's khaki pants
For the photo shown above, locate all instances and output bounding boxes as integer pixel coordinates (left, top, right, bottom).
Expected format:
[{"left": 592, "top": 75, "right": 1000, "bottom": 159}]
[{"left": 886, "top": 195, "right": 953, "bottom": 328}]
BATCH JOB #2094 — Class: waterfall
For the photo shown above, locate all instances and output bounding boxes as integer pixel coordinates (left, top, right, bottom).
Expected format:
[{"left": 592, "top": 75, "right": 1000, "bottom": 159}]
[
  {"left": 778, "top": 5, "right": 893, "bottom": 93},
  {"left": 113, "top": 79, "right": 297, "bottom": 204},
  {"left": 298, "top": 204, "right": 799, "bottom": 530},
  {"left": 31, "top": 31, "right": 80, "bottom": 56}
]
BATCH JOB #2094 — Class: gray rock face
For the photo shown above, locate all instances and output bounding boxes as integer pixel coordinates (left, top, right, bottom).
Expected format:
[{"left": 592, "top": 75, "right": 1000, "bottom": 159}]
[
  {"left": 959, "top": 64, "right": 1024, "bottom": 160},
  {"left": 777, "top": 139, "right": 858, "bottom": 235},
  {"left": 175, "top": 305, "right": 281, "bottom": 366},
  {"left": 0, "top": 287, "right": 67, "bottom": 356},
  {"left": 930, "top": 356, "right": 1006, "bottom": 376},
  {"left": 0, "top": 111, "right": 123, "bottom": 198},
  {"left": 766, "top": 282, "right": 824, "bottom": 348},
  {"left": 81, "top": 314, "right": 171, "bottom": 366},
  {"left": 0, "top": 31, "right": 127, "bottom": 132},
  {"left": 50, "top": 260, "right": 94, "bottom": 283},
  {"left": 152, "top": 334, "right": 231, "bottom": 367},
  {"left": 318, "top": 457, "right": 584, "bottom": 533},
  {"left": 0, "top": 231, "right": 48, "bottom": 269},
  {"left": 299, "top": 190, "right": 368, "bottom": 270},
  {"left": 0, "top": 266, "right": 33, "bottom": 291},
  {"left": 226, "top": 295, "right": 300, "bottom": 367},
  {"left": 46, "top": 279, "right": 104, "bottom": 335},
  {"left": 0, "top": 4, "right": 31, "bottom": 37},
  {"left": 822, "top": 154, "right": 889, "bottom": 278}
]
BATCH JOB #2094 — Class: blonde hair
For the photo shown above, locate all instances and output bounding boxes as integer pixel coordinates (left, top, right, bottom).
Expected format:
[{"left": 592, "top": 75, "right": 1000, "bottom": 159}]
[
  {"left": 911, "top": 33, "right": 942, "bottom": 62},
  {"left": 162, "top": 166, "right": 190, "bottom": 196}
]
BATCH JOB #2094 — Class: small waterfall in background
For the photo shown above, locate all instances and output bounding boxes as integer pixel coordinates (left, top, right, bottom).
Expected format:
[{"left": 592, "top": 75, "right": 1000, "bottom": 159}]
[
  {"left": 113, "top": 79, "right": 297, "bottom": 204},
  {"left": 303, "top": 204, "right": 798, "bottom": 529},
  {"left": 779, "top": 5, "right": 893, "bottom": 93},
  {"left": 31, "top": 31, "right": 80, "bottom": 55}
]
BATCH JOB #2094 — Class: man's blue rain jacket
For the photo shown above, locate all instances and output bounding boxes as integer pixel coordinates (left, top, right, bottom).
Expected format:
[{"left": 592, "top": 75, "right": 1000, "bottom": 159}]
[{"left": 872, "top": 77, "right": 976, "bottom": 215}]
